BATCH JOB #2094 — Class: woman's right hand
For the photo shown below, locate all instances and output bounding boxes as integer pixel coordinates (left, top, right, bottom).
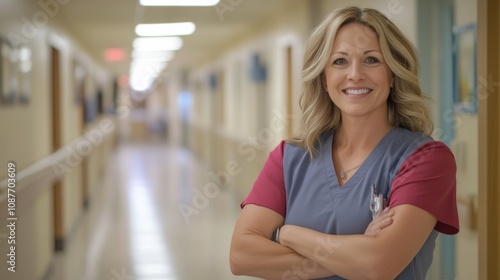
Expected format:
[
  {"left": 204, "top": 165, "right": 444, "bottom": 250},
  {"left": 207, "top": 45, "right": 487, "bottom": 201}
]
[{"left": 364, "top": 207, "right": 394, "bottom": 236}]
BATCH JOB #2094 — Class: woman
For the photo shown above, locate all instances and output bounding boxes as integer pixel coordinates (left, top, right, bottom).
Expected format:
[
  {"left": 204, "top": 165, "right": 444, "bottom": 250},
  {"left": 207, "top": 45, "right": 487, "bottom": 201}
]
[{"left": 230, "top": 6, "right": 459, "bottom": 280}]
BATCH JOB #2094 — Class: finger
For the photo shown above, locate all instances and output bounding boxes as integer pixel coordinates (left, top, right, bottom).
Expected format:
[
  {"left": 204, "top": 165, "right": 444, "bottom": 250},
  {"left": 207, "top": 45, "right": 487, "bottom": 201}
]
[
  {"left": 369, "top": 216, "right": 394, "bottom": 232},
  {"left": 365, "top": 209, "right": 394, "bottom": 236},
  {"left": 365, "top": 217, "right": 393, "bottom": 236},
  {"left": 377, "top": 217, "right": 393, "bottom": 229},
  {"left": 374, "top": 208, "right": 393, "bottom": 220},
  {"left": 365, "top": 218, "right": 385, "bottom": 233},
  {"left": 365, "top": 229, "right": 380, "bottom": 237}
]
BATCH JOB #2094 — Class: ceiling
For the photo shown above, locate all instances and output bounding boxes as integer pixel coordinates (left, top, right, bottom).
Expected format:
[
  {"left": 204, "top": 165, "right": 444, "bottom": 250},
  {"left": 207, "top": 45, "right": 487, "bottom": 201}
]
[{"left": 52, "top": 0, "right": 300, "bottom": 77}]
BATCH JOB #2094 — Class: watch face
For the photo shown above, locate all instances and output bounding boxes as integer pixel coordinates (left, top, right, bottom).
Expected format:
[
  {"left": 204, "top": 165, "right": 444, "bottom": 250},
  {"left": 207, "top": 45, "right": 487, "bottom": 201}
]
[{"left": 272, "top": 227, "right": 280, "bottom": 243}]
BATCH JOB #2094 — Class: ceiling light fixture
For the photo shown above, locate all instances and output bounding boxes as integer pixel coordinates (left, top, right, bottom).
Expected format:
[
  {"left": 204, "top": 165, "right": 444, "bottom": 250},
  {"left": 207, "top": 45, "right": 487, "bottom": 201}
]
[
  {"left": 136, "top": 22, "right": 196, "bottom": 36},
  {"left": 140, "top": 0, "right": 220, "bottom": 6},
  {"left": 129, "top": 62, "right": 167, "bottom": 92},
  {"left": 133, "top": 58, "right": 172, "bottom": 64},
  {"left": 133, "top": 37, "right": 183, "bottom": 51},
  {"left": 130, "top": 61, "right": 167, "bottom": 71},
  {"left": 132, "top": 50, "right": 175, "bottom": 61}
]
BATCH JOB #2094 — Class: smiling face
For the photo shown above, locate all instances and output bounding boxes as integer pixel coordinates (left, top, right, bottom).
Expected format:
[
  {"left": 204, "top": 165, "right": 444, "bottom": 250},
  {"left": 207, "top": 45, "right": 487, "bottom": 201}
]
[{"left": 324, "top": 23, "right": 394, "bottom": 122}]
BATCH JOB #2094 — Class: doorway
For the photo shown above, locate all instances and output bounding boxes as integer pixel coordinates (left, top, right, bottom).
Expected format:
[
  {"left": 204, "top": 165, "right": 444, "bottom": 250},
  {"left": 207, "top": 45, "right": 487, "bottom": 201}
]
[
  {"left": 285, "top": 45, "right": 293, "bottom": 138},
  {"left": 477, "top": 0, "right": 500, "bottom": 279},
  {"left": 51, "top": 46, "right": 63, "bottom": 251}
]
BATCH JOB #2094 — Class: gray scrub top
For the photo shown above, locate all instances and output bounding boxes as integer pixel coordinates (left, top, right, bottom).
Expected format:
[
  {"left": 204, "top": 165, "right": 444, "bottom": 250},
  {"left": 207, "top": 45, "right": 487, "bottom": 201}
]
[{"left": 283, "top": 128, "right": 437, "bottom": 280}]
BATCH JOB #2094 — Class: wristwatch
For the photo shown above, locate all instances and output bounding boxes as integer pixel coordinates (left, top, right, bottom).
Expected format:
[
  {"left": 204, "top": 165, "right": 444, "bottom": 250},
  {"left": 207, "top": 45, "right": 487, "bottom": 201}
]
[{"left": 271, "top": 226, "right": 281, "bottom": 244}]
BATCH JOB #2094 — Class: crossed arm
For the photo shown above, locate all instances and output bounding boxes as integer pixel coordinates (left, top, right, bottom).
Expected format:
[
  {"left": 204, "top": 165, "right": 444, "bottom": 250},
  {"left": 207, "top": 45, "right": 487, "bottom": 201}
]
[{"left": 229, "top": 204, "right": 436, "bottom": 280}]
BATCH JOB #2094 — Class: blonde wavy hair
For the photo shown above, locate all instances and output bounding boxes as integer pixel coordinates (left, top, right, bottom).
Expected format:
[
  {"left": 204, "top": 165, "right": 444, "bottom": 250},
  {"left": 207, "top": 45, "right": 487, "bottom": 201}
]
[{"left": 289, "top": 6, "right": 433, "bottom": 157}]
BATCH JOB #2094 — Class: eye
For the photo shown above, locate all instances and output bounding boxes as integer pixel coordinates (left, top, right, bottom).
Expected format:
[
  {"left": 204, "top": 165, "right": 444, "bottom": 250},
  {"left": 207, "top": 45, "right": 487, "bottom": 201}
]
[
  {"left": 365, "top": 56, "right": 380, "bottom": 64},
  {"left": 333, "top": 58, "right": 348, "bottom": 65}
]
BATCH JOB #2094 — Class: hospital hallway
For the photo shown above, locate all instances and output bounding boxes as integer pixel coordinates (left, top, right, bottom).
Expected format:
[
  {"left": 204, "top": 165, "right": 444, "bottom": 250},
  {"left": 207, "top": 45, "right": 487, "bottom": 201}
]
[
  {"left": 46, "top": 137, "right": 255, "bottom": 280},
  {"left": 1, "top": 0, "right": 500, "bottom": 279}
]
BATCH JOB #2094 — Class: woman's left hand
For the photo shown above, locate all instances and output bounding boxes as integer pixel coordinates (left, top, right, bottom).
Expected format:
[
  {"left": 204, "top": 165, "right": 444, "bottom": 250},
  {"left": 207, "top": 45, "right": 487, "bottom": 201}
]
[{"left": 364, "top": 207, "right": 394, "bottom": 237}]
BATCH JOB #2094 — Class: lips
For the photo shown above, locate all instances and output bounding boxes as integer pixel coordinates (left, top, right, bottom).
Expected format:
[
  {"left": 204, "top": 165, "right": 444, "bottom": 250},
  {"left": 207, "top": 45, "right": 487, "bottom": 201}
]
[{"left": 342, "top": 88, "right": 371, "bottom": 95}]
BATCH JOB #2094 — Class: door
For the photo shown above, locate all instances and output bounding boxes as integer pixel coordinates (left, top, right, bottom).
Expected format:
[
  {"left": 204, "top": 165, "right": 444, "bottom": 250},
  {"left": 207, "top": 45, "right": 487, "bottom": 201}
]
[
  {"left": 51, "top": 46, "right": 63, "bottom": 251},
  {"left": 285, "top": 46, "right": 293, "bottom": 138},
  {"left": 77, "top": 65, "right": 89, "bottom": 209},
  {"left": 477, "top": 0, "right": 500, "bottom": 279}
]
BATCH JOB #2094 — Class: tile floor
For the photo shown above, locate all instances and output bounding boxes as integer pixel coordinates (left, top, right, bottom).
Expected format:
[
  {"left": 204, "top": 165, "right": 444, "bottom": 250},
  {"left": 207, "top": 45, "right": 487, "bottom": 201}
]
[{"left": 47, "top": 140, "right": 257, "bottom": 280}]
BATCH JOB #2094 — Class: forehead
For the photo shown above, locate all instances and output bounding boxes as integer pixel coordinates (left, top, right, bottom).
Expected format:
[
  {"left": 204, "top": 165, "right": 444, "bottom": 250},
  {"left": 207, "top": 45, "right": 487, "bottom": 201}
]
[{"left": 332, "top": 23, "right": 380, "bottom": 52}]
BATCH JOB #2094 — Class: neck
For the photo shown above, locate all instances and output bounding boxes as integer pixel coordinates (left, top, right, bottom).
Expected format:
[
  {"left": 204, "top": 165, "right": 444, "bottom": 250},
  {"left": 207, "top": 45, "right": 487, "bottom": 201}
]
[{"left": 336, "top": 113, "right": 392, "bottom": 151}]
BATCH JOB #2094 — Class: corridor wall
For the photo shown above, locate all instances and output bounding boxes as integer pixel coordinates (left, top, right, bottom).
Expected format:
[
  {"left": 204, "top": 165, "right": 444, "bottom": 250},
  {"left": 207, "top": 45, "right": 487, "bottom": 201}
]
[
  {"left": 173, "top": 1, "right": 310, "bottom": 200},
  {"left": 0, "top": 2, "right": 116, "bottom": 279}
]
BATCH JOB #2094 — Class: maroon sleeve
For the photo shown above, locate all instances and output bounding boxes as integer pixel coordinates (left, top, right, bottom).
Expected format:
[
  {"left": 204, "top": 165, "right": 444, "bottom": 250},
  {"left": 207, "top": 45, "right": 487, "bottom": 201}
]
[
  {"left": 387, "top": 141, "right": 459, "bottom": 235},
  {"left": 240, "top": 141, "right": 286, "bottom": 217}
]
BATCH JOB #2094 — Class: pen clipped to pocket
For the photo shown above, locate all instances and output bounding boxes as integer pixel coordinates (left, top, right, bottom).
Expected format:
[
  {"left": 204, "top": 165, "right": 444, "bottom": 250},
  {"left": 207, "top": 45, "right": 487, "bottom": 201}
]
[{"left": 370, "top": 184, "right": 386, "bottom": 219}]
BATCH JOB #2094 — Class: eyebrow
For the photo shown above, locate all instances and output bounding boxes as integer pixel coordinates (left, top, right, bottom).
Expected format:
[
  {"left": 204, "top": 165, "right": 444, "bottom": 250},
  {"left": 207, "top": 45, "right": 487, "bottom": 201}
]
[{"left": 332, "top": 50, "right": 382, "bottom": 55}]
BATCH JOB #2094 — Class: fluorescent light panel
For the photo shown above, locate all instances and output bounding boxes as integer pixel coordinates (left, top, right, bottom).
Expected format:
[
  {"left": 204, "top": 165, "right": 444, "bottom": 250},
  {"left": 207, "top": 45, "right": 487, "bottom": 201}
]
[
  {"left": 129, "top": 65, "right": 165, "bottom": 92},
  {"left": 132, "top": 50, "right": 174, "bottom": 61},
  {"left": 130, "top": 61, "right": 167, "bottom": 70},
  {"left": 140, "top": 0, "right": 219, "bottom": 6},
  {"left": 136, "top": 22, "right": 195, "bottom": 36},
  {"left": 133, "top": 58, "right": 171, "bottom": 64},
  {"left": 133, "top": 37, "right": 183, "bottom": 51}
]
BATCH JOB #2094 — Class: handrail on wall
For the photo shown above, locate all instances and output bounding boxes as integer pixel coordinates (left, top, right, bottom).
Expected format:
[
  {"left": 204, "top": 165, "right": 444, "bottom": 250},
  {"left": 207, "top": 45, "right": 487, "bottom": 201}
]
[{"left": 0, "top": 116, "right": 116, "bottom": 207}]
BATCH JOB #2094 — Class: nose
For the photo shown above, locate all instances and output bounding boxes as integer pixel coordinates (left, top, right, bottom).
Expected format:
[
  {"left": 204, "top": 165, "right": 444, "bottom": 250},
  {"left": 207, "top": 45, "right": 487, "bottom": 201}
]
[{"left": 347, "top": 63, "right": 365, "bottom": 81}]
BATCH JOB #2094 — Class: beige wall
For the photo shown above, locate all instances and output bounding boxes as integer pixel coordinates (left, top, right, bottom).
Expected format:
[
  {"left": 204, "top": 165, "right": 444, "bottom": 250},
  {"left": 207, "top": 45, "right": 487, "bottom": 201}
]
[
  {"left": 319, "top": 0, "right": 417, "bottom": 43},
  {"left": 453, "top": 0, "right": 478, "bottom": 278},
  {"left": 454, "top": 115, "right": 479, "bottom": 280},
  {"left": 0, "top": 2, "right": 115, "bottom": 279},
  {"left": 169, "top": 1, "right": 310, "bottom": 200},
  {"left": 0, "top": 4, "right": 54, "bottom": 279}
]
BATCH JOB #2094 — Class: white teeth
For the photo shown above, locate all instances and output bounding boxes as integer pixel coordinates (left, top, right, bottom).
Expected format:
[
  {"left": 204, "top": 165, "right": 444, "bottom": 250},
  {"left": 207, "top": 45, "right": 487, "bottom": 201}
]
[{"left": 344, "top": 89, "right": 370, "bottom": 95}]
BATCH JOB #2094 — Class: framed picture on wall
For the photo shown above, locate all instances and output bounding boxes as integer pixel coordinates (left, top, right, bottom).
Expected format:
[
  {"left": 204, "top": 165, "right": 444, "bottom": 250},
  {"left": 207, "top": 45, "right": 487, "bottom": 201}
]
[
  {"left": 73, "top": 60, "right": 86, "bottom": 105},
  {"left": 452, "top": 23, "right": 477, "bottom": 114},
  {"left": 1, "top": 37, "right": 17, "bottom": 104},
  {"left": 17, "top": 45, "right": 32, "bottom": 104}
]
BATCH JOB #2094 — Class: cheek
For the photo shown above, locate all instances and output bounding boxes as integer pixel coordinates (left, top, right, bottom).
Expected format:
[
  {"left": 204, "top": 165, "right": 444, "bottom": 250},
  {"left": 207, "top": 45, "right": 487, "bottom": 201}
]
[
  {"left": 325, "top": 73, "right": 343, "bottom": 89},
  {"left": 384, "top": 68, "right": 394, "bottom": 87},
  {"left": 375, "top": 72, "right": 392, "bottom": 89}
]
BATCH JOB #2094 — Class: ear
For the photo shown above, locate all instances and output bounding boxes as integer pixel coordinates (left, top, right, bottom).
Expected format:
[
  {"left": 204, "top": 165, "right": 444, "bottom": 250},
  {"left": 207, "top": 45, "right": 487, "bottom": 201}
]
[{"left": 390, "top": 75, "right": 395, "bottom": 88}]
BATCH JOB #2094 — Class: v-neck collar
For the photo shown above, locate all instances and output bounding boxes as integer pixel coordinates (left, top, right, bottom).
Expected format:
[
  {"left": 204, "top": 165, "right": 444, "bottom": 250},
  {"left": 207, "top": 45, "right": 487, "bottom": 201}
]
[{"left": 323, "top": 128, "right": 398, "bottom": 189}]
